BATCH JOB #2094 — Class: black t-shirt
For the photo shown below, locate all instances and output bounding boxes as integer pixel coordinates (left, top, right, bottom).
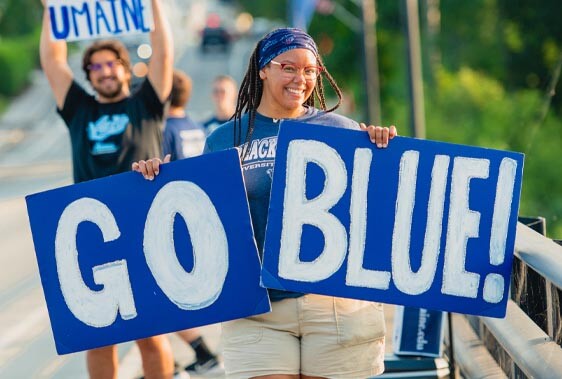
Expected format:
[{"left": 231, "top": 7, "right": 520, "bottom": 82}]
[{"left": 57, "top": 79, "right": 165, "bottom": 183}]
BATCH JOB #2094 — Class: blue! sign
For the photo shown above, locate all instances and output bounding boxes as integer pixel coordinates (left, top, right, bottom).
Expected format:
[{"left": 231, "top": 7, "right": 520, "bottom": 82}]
[
  {"left": 261, "top": 121, "right": 524, "bottom": 318},
  {"left": 26, "top": 149, "right": 270, "bottom": 354}
]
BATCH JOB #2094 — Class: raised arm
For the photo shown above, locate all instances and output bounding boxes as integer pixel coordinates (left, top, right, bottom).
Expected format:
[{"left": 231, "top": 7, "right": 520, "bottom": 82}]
[
  {"left": 39, "top": 1, "right": 73, "bottom": 109},
  {"left": 147, "top": 0, "right": 174, "bottom": 103}
]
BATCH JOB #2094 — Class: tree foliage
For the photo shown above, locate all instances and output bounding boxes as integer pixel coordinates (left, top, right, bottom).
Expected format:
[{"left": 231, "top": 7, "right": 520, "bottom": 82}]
[
  {"left": 0, "top": 0, "right": 41, "bottom": 97},
  {"left": 235, "top": 0, "right": 287, "bottom": 21},
  {"left": 232, "top": 0, "right": 562, "bottom": 236},
  {"left": 0, "top": 0, "right": 42, "bottom": 37}
]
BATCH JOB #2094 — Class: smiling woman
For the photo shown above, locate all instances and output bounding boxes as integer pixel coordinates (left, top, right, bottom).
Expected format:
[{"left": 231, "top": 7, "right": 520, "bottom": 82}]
[
  {"left": 202, "top": 27, "right": 396, "bottom": 379},
  {"left": 133, "top": 26, "right": 397, "bottom": 379}
]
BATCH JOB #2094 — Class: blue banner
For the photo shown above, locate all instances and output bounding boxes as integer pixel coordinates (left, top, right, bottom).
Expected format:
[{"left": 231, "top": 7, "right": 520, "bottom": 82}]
[
  {"left": 393, "top": 306, "right": 445, "bottom": 357},
  {"left": 26, "top": 149, "right": 270, "bottom": 354},
  {"left": 261, "top": 121, "right": 524, "bottom": 318}
]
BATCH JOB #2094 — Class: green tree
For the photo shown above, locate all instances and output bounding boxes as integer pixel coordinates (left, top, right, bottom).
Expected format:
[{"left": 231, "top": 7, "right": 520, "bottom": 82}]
[
  {"left": 0, "top": 0, "right": 42, "bottom": 36},
  {"left": 498, "top": 0, "right": 562, "bottom": 91},
  {"left": 236, "top": 0, "right": 287, "bottom": 20},
  {"left": 231, "top": 0, "right": 562, "bottom": 235},
  {"left": 0, "top": 0, "right": 41, "bottom": 98}
]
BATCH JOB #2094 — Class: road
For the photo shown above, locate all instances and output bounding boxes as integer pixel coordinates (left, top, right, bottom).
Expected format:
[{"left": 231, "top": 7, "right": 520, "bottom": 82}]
[{"left": 0, "top": 0, "right": 258, "bottom": 377}]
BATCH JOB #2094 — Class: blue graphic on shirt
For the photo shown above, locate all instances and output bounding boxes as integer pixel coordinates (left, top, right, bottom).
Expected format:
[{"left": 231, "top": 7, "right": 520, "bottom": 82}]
[{"left": 87, "top": 114, "right": 129, "bottom": 155}]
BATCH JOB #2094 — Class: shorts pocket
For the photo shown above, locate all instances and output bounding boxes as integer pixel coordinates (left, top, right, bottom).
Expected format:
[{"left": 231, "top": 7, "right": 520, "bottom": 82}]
[
  {"left": 222, "top": 317, "right": 263, "bottom": 345},
  {"left": 334, "top": 298, "right": 385, "bottom": 347}
]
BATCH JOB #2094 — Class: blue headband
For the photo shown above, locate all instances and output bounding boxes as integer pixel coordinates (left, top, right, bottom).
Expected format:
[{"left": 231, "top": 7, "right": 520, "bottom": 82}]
[{"left": 258, "top": 28, "right": 319, "bottom": 70}]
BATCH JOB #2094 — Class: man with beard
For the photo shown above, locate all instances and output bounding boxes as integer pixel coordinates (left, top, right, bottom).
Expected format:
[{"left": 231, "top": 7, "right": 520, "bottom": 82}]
[{"left": 39, "top": 1, "right": 176, "bottom": 378}]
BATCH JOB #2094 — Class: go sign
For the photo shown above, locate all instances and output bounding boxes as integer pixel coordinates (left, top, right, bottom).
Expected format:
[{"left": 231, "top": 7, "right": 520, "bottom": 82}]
[{"left": 26, "top": 149, "right": 270, "bottom": 354}]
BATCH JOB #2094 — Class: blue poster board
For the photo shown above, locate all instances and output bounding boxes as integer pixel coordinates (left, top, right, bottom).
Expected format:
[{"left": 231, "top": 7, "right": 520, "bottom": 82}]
[
  {"left": 262, "top": 121, "right": 524, "bottom": 318},
  {"left": 26, "top": 149, "right": 270, "bottom": 354},
  {"left": 393, "top": 306, "right": 445, "bottom": 357}
]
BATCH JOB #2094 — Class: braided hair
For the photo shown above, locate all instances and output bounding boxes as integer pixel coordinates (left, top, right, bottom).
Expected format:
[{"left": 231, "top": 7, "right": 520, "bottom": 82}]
[{"left": 233, "top": 33, "right": 344, "bottom": 161}]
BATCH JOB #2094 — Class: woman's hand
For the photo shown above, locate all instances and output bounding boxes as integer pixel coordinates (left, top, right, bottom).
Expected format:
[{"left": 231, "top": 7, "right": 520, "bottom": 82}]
[
  {"left": 132, "top": 154, "right": 171, "bottom": 180},
  {"left": 359, "top": 123, "right": 398, "bottom": 148}
]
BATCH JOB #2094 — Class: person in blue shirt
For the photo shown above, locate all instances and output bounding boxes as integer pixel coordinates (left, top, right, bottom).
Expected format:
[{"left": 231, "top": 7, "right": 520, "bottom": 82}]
[
  {"left": 202, "top": 75, "right": 238, "bottom": 135},
  {"left": 163, "top": 70, "right": 206, "bottom": 160},
  {"left": 134, "top": 28, "right": 397, "bottom": 379}
]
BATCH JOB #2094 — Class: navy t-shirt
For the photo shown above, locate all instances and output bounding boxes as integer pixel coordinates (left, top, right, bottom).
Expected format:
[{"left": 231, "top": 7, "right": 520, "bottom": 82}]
[
  {"left": 205, "top": 107, "right": 358, "bottom": 301},
  {"left": 163, "top": 115, "right": 206, "bottom": 160},
  {"left": 57, "top": 79, "right": 165, "bottom": 183},
  {"left": 203, "top": 115, "right": 230, "bottom": 136}
]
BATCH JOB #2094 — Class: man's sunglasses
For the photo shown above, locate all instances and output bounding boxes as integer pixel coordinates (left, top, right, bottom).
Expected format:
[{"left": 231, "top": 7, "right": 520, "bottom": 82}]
[{"left": 87, "top": 59, "right": 123, "bottom": 72}]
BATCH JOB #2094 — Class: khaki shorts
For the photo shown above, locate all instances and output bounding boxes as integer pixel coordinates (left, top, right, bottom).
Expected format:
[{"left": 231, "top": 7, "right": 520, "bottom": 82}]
[{"left": 222, "top": 294, "right": 385, "bottom": 379}]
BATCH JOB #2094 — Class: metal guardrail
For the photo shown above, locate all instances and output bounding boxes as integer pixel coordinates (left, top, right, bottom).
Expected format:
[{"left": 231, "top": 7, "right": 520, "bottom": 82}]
[
  {"left": 482, "top": 300, "right": 562, "bottom": 377},
  {"left": 514, "top": 222, "right": 562, "bottom": 291},
  {"left": 453, "top": 222, "right": 562, "bottom": 378}
]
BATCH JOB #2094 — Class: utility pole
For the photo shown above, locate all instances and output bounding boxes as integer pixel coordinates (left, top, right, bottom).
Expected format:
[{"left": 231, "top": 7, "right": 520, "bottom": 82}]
[
  {"left": 403, "top": 0, "right": 426, "bottom": 138},
  {"left": 316, "top": 0, "right": 382, "bottom": 124},
  {"left": 361, "top": 0, "right": 382, "bottom": 125}
]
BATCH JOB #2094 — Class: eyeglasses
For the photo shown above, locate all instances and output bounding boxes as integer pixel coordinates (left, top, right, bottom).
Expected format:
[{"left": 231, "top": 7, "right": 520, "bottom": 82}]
[
  {"left": 269, "top": 60, "right": 323, "bottom": 81},
  {"left": 87, "top": 59, "right": 123, "bottom": 72}
]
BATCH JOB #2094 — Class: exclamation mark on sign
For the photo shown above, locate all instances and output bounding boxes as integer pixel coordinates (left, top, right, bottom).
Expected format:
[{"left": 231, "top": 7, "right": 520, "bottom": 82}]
[{"left": 483, "top": 158, "right": 518, "bottom": 304}]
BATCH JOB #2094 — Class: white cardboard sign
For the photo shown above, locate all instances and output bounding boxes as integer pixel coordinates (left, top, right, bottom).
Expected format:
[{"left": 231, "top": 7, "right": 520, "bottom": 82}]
[{"left": 47, "top": 0, "right": 154, "bottom": 41}]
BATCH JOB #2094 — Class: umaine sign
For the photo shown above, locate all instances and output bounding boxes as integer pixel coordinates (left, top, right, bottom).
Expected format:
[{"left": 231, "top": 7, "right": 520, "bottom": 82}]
[{"left": 47, "top": 0, "right": 153, "bottom": 41}]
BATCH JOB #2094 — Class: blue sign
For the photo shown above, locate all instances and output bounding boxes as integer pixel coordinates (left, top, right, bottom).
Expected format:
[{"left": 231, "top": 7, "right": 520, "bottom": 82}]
[
  {"left": 262, "top": 121, "right": 524, "bottom": 318},
  {"left": 393, "top": 306, "right": 445, "bottom": 357},
  {"left": 26, "top": 149, "right": 270, "bottom": 354},
  {"left": 48, "top": 0, "right": 153, "bottom": 42}
]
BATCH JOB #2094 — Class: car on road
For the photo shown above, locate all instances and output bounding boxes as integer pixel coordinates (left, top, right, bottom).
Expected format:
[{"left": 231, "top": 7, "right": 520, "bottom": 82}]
[{"left": 200, "top": 26, "right": 231, "bottom": 53}]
